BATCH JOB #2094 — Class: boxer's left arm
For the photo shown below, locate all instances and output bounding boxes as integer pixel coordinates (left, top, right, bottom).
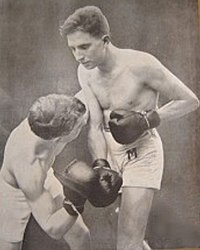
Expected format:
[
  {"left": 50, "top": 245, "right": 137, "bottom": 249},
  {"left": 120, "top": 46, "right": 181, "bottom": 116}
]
[
  {"left": 141, "top": 55, "right": 199, "bottom": 121},
  {"left": 77, "top": 65, "right": 108, "bottom": 160}
]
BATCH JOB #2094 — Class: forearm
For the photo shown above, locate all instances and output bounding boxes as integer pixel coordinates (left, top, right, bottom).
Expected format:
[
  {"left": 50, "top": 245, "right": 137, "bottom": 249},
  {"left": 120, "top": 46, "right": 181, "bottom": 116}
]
[
  {"left": 88, "top": 125, "right": 107, "bottom": 160},
  {"left": 158, "top": 98, "right": 199, "bottom": 122},
  {"left": 31, "top": 191, "right": 77, "bottom": 240},
  {"left": 43, "top": 207, "right": 77, "bottom": 239}
]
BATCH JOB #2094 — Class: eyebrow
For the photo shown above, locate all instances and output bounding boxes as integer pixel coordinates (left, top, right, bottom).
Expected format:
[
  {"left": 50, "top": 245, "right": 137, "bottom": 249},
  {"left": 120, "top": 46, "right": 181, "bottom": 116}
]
[{"left": 69, "top": 42, "right": 91, "bottom": 49}]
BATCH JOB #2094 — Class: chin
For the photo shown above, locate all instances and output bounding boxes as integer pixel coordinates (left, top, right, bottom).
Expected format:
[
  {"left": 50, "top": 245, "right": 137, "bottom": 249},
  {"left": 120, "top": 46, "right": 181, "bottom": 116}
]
[{"left": 82, "top": 63, "right": 96, "bottom": 70}]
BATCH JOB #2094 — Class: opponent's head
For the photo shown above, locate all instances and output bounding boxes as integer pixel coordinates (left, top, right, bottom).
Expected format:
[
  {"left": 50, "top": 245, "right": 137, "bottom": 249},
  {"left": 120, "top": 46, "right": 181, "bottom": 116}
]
[
  {"left": 60, "top": 6, "right": 111, "bottom": 69},
  {"left": 60, "top": 6, "right": 110, "bottom": 39},
  {"left": 28, "top": 94, "right": 87, "bottom": 140}
]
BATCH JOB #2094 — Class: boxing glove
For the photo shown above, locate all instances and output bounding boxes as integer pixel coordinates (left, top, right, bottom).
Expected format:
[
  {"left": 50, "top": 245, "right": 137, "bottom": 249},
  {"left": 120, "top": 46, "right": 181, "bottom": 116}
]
[
  {"left": 109, "top": 109, "right": 160, "bottom": 144},
  {"left": 54, "top": 159, "right": 98, "bottom": 216},
  {"left": 88, "top": 159, "right": 123, "bottom": 207}
]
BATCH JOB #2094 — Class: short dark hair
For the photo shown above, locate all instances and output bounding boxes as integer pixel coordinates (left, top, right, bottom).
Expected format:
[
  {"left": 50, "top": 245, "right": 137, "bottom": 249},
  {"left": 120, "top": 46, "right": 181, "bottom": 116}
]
[
  {"left": 60, "top": 6, "right": 110, "bottom": 39},
  {"left": 28, "top": 94, "right": 86, "bottom": 140}
]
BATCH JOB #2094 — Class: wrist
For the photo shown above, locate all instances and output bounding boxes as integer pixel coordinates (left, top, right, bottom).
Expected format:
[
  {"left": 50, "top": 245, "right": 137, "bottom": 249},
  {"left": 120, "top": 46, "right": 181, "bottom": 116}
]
[
  {"left": 141, "top": 111, "right": 151, "bottom": 129},
  {"left": 142, "top": 110, "right": 160, "bottom": 129},
  {"left": 92, "top": 159, "right": 110, "bottom": 169},
  {"left": 63, "top": 199, "right": 79, "bottom": 216}
]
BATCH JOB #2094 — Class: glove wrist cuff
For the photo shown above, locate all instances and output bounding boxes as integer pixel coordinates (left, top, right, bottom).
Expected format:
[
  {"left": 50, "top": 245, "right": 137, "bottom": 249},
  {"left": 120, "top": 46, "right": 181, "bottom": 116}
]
[
  {"left": 141, "top": 111, "right": 151, "bottom": 129},
  {"left": 92, "top": 159, "right": 111, "bottom": 169},
  {"left": 63, "top": 199, "right": 79, "bottom": 216}
]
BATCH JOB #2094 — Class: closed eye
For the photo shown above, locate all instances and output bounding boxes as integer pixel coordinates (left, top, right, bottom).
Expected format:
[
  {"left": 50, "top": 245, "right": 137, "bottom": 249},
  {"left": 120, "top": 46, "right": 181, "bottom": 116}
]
[
  {"left": 69, "top": 44, "right": 90, "bottom": 52},
  {"left": 78, "top": 44, "right": 91, "bottom": 50},
  {"left": 69, "top": 46, "right": 75, "bottom": 52}
]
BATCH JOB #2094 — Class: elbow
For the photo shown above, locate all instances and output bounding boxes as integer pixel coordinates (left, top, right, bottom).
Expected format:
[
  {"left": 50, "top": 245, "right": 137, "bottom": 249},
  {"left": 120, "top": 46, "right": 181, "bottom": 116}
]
[
  {"left": 189, "top": 95, "right": 200, "bottom": 112},
  {"left": 48, "top": 232, "right": 62, "bottom": 241},
  {"left": 194, "top": 96, "right": 200, "bottom": 109},
  {"left": 43, "top": 225, "right": 63, "bottom": 240}
]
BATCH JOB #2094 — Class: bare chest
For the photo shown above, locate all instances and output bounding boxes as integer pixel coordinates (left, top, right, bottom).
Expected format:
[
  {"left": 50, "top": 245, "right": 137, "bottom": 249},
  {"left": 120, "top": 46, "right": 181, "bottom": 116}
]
[{"left": 89, "top": 68, "right": 155, "bottom": 110}]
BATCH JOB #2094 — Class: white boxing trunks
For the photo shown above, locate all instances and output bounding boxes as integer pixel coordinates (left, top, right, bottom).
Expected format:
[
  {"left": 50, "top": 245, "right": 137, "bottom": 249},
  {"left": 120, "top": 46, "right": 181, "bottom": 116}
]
[
  {"left": 0, "top": 169, "right": 63, "bottom": 243},
  {"left": 103, "top": 129, "right": 164, "bottom": 190}
]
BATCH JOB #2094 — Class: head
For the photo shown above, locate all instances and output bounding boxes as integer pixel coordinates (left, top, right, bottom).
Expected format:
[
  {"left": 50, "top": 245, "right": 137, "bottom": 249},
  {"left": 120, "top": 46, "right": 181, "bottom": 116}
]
[
  {"left": 60, "top": 6, "right": 110, "bottom": 39},
  {"left": 60, "top": 6, "right": 111, "bottom": 69},
  {"left": 28, "top": 94, "right": 87, "bottom": 140}
]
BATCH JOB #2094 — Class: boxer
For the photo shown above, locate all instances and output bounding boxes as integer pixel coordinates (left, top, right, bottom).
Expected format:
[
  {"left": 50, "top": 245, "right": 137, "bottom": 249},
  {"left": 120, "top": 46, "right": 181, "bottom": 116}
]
[
  {"left": 60, "top": 6, "right": 199, "bottom": 250},
  {"left": 0, "top": 93, "right": 122, "bottom": 250}
]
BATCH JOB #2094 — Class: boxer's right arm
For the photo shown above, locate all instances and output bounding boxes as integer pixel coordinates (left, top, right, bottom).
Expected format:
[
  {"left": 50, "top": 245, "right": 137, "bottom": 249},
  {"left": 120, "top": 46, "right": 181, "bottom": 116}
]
[
  {"left": 29, "top": 190, "right": 77, "bottom": 239},
  {"left": 77, "top": 65, "right": 108, "bottom": 160},
  {"left": 14, "top": 159, "right": 77, "bottom": 240}
]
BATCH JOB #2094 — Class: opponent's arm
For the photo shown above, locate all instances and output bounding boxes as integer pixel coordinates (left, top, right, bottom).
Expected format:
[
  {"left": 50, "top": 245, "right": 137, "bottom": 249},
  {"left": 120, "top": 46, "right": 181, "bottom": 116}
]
[
  {"left": 144, "top": 55, "right": 199, "bottom": 121},
  {"left": 54, "top": 159, "right": 98, "bottom": 214},
  {"left": 14, "top": 159, "right": 77, "bottom": 240},
  {"left": 77, "top": 65, "right": 107, "bottom": 160},
  {"left": 54, "top": 159, "right": 122, "bottom": 208}
]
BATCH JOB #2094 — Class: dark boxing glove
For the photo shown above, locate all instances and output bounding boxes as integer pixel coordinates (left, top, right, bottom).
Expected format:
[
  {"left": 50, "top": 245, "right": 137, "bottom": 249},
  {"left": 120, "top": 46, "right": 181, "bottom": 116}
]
[
  {"left": 109, "top": 109, "right": 160, "bottom": 144},
  {"left": 54, "top": 159, "right": 98, "bottom": 216},
  {"left": 88, "top": 159, "right": 123, "bottom": 207}
]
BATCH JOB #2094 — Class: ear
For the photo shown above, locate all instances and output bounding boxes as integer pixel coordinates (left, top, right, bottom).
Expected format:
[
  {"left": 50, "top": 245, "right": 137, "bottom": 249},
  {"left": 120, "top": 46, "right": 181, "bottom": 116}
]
[{"left": 102, "top": 35, "right": 110, "bottom": 44}]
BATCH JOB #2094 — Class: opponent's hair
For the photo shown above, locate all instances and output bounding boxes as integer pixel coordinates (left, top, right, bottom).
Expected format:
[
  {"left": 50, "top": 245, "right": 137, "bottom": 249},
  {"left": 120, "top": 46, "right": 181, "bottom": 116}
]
[
  {"left": 60, "top": 6, "right": 110, "bottom": 39},
  {"left": 28, "top": 94, "right": 86, "bottom": 140}
]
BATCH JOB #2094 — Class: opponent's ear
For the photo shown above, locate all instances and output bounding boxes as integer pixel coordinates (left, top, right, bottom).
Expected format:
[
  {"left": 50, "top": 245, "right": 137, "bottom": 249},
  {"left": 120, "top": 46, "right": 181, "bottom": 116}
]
[{"left": 102, "top": 35, "right": 110, "bottom": 44}]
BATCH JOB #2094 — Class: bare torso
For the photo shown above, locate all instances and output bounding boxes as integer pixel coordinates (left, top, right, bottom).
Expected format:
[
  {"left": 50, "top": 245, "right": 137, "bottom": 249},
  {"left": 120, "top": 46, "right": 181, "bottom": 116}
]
[
  {"left": 80, "top": 49, "right": 159, "bottom": 124},
  {"left": 0, "top": 119, "right": 79, "bottom": 247},
  {"left": 0, "top": 119, "right": 67, "bottom": 189}
]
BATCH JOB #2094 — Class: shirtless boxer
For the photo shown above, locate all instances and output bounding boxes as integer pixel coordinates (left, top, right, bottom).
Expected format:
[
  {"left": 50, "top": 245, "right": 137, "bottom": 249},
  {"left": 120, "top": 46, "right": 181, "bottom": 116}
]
[
  {"left": 0, "top": 93, "right": 122, "bottom": 250},
  {"left": 0, "top": 94, "right": 91, "bottom": 250},
  {"left": 60, "top": 6, "right": 199, "bottom": 250}
]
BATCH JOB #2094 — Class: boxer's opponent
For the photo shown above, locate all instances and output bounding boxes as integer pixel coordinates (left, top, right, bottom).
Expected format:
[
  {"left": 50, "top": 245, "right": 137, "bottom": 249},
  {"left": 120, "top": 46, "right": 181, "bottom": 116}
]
[
  {"left": 60, "top": 6, "right": 199, "bottom": 250},
  {"left": 0, "top": 93, "right": 122, "bottom": 250}
]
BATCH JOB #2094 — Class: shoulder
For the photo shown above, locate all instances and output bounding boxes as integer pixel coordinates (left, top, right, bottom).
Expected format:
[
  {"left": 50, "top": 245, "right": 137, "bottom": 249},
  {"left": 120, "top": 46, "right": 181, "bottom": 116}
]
[
  {"left": 5, "top": 119, "right": 44, "bottom": 156},
  {"left": 77, "top": 64, "right": 91, "bottom": 86},
  {"left": 5, "top": 119, "right": 34, "bottom": 156},
  {"left": 77, "top": 64, "right": 87, "bottom": 75},
  {"left": 121, "top": 49, "right": 161, "bottom": 67},
  {"left": 121, "top": 49, "right": 164, "bottom": 80}
]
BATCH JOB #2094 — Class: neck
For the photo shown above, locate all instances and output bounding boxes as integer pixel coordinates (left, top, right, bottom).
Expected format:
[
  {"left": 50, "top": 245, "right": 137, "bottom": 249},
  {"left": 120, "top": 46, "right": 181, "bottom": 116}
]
[{"left": 97, "top": 43, "right": 118, "bottom": 73}]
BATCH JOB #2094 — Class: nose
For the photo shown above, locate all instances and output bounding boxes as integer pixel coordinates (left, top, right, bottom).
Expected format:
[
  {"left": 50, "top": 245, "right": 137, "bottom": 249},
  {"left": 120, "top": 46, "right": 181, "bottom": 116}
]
[
  {"left": 83, "top": 110, "right": 89, "bottom": 124},
  {"left": 73, "top": 49, "right": 84, "bottom": 62}
]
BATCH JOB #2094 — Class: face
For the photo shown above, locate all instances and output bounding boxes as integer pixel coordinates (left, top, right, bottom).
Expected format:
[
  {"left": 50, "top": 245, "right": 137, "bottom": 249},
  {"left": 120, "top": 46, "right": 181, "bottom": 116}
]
[
  {"left": 58, "top": 110, "right": 88, "bottom": 143},
  {"left": 67, "top": 31, "right": 107, "bottom": 69}
]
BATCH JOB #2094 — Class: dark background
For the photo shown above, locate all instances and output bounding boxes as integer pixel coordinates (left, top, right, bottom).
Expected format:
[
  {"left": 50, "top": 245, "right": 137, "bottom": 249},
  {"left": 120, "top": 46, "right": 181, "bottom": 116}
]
[{"left": 0, "top": 0, "right": 199, "bottom": 249}]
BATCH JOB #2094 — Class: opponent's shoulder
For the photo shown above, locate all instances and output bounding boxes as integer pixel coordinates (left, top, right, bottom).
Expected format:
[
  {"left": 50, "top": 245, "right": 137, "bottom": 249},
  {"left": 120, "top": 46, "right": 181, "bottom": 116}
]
[
  {"left": 5, "top": 119, "right": 31, "bottom": 156},
  {"left": 5, "top": 119, "right": 44, "bottom": 159}
]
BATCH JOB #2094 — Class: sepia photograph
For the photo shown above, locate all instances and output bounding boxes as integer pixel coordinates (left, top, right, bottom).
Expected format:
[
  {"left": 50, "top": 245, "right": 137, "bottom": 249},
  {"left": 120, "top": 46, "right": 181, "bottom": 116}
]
[{"left": 0, "top": 1, "right": 199, "bottom": 250}]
